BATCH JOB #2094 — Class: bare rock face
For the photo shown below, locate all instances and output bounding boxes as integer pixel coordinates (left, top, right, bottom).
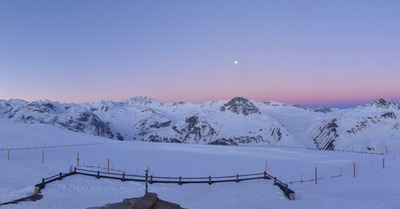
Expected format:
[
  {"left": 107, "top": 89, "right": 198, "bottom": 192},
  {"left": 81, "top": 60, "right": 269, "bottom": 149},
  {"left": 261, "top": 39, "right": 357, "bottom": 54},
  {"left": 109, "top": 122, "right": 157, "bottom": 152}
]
[
  {"left": 312, "top": 119, "right": 338, "bottom": 150},
  {"left": 314, "top": 107, "right": 333, "bottom": 113},
  {"left": 370, "top": 98, "right": 399, "bottom": 109},
  {"left": 220, "top": 96, "right": 261, "bottom": 115}
]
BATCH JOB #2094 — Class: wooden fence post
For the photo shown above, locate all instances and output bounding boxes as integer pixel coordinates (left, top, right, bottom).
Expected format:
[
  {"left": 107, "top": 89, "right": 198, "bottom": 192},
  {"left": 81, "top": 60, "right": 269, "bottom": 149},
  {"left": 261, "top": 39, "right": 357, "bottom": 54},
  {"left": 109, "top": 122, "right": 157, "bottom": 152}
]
[
  {"left": 77, "top": 152, "right": 80, "bottom": 167},
  {"left": 273, "top": 177, "right": 276, "bottom": 185},
  {"left": 315, "top": 167, "right": 317, "bottom": 184},
  {"left": 97, "top": 170, "right": 100, "bottom": 179},
  {"left": 42, "top": 178, "right": 45, "bottom": 189},
  {"left": 42, "top": 150, "right": 44, "bottom": 164},
  {"left": 383, "top": 158, "right": 385, "bottom": 169},
  {"left": 74, "top": 167, "right": 76, "bottom": 173},
  {"left": 150, "top": 175, "right": 153, "bottom": 184},
  {"left": 208, "top": 176, "right": 212, "bottom": 185},
  {"left": 236, "top": 174, "right": 239, "bottom": 183},
  {"left": 122, "top": 173, "right": 125, "bottom": 182},
  {"left": 8, "top": 149, "right": 10, "bottom": 160},
  {"left": 264, "top": 171, "right": 267, "bottom": 179},
  {"left": 285, "top": 184, "right": 288, "bottom": 194},
  {"left": 353, "top": 162, "right": 356, "bottom": 178},
  {"left": 179, "top": 176, "right": 182, "bottom": 185},
  {"left": 59, "top": 172, "right": 63, "bottom": 180},
  {"left": 107, "top": 158, "right": 110, "bottom": 174}
]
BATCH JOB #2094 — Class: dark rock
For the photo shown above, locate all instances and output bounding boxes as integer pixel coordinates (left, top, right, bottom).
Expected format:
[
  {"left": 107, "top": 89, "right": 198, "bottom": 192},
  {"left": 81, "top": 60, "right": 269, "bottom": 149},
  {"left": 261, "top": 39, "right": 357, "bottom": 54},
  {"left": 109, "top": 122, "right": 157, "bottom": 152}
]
[
  {"left": 313, "top": 119, "right": 338, "bottom": 150},
  {"left": 371, "top": 98, "right": 399, "bottom": 109},
  {"left": 209, "top": 138, "right": 238, "bottom": 145},
  {"left": 220, "top": 96, "right": 261, "bottom": 115},
  {"left": 314, "top": 107, "right": 332, "bottom": 113},
  {"left": 381, "top": 112, "right": 396, "bottom": 119}
]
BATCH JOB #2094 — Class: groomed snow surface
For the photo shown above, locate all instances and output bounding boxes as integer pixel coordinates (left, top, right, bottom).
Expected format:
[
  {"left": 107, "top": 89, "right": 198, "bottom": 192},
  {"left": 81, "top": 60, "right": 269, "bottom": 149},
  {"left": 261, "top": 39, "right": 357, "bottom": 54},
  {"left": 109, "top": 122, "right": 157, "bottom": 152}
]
[{"left": 1, "top": 119, "right": 399, "bottom": 209}]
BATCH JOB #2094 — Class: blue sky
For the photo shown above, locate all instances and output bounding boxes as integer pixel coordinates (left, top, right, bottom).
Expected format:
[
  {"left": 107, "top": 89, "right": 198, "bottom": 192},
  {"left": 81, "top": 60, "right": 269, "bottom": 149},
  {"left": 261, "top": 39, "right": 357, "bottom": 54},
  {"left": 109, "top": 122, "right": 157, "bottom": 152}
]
[{"left": 1, "top": 1, "right": 399, "bottom": 108}]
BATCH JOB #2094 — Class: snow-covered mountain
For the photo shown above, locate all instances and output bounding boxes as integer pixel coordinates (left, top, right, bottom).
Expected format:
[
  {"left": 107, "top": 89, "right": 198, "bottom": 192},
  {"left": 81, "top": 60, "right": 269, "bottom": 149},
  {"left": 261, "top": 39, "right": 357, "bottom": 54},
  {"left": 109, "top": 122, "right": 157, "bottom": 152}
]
[{"left": 1, "top": 96, "right": 399, "bottom": 152}]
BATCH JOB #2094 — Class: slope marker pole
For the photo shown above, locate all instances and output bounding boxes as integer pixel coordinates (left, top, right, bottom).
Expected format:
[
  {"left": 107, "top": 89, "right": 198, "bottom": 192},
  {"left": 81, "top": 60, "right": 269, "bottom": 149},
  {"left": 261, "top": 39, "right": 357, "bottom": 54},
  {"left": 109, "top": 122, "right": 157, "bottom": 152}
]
[
  {"left": 77, "top": 152, "right": 80, "bottom": 167},
  {"left": 315, "top": 167, "right": 317, "bottom": 184},
  {"left": 107, "top": 158, "right": 110, "bottom": 174}
]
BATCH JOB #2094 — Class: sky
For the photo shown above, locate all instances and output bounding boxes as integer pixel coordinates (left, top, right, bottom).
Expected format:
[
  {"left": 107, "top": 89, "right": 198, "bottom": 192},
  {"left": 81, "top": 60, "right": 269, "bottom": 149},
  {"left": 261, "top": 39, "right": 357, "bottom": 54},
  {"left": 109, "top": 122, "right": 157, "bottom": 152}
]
[{"left": 1, "top": 0, "right": 399, "bottom": 108}]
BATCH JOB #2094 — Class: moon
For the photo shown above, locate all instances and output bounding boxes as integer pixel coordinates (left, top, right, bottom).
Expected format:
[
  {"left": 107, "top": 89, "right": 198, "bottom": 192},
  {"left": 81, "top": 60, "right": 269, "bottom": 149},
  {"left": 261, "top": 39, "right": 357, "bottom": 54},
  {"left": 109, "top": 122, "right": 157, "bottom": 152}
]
[{"left": 234, "top": 60, "right": 238, "bottom": 64}]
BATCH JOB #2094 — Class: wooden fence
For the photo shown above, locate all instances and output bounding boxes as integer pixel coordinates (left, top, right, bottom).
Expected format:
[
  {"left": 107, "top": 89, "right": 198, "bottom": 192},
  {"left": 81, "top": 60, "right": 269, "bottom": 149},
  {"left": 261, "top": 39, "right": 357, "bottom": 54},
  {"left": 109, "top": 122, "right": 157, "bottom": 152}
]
[
  {"left": 35, "top": 167, "right": 295, "bottom": 200},
  {"left": 267, "top": 144, "right": 386, "bottom": 155},
  {"left": 0, "top": 142, "right": 103, "bottom": 151}
]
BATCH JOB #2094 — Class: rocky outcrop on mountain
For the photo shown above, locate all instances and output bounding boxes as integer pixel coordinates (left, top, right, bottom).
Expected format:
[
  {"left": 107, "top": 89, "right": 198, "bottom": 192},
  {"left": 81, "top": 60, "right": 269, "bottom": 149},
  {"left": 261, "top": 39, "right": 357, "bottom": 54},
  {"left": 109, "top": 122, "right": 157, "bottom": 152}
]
[
  {"left": 0, "top": 96, "right": 399, "bottom": 152},
  {"left": 180, "top": 115, "right": 217, "bottom": 143},
  {"left": 314, "top": 107, "right": 333, "bottom": 113},
  {"left": 220, "top": 96, "right": 261, "bottom": 115},
  {"left": 312, "top": 119, "right": 338, "bottom": 150},
  {"left": 368, "top": 98, "right": 399, "bottom": 109}
]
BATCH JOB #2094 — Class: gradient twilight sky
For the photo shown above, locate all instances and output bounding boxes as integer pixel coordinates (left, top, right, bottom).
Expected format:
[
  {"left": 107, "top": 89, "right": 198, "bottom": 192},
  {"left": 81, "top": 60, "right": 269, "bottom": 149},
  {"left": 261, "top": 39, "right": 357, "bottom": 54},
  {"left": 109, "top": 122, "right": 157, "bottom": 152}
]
[{"left": 1, "top": 1, "right": 399, "bottom": 108}]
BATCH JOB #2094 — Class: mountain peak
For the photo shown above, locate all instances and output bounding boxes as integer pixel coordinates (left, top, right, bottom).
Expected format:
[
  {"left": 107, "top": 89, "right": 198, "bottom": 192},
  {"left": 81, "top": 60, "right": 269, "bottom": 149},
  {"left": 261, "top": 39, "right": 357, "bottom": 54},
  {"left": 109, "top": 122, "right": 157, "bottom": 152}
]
[
  {"left": 220, "top": 96, "right": 261, "bottom": 115},
  {"left": 124, "top": 96, "right": 161, "bottom": 105},
  {"left": 369, "top": 98, "right": 398, "bottom": 109}
]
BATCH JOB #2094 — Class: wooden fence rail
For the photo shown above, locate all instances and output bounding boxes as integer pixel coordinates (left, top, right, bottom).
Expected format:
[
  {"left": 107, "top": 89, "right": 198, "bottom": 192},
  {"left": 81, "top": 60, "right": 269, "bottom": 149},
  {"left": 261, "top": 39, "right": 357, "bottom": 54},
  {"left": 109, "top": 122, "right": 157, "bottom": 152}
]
[
  {"left": 34, "top": 168, "right": 295, "bottom": 200},
  {"left": 0, "top": 142, "right": 103, "bottom": 151}
]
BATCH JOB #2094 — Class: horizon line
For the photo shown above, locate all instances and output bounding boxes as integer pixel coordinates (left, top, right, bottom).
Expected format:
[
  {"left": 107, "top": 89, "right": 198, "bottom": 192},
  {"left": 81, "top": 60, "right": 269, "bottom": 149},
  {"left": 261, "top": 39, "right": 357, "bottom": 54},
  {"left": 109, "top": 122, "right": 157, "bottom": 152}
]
[{"left": 1, "top": 96, "right": 398, "bottom": 110}]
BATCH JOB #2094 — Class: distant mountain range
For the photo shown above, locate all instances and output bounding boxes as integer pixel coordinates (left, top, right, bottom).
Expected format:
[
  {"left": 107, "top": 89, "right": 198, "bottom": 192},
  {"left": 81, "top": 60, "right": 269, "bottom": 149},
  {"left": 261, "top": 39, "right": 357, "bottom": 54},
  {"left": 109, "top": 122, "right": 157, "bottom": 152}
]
[{"left": 1, "top": 96, "right": 399, "bottom": 152}]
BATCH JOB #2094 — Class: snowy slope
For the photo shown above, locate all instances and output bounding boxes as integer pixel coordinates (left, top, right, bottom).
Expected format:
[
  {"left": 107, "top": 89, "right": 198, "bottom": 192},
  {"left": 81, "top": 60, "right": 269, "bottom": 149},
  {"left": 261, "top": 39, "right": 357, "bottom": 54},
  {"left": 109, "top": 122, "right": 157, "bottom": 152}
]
[
  {"left": 1, "top": 119, "right": 399, "bottom": 209},
  {"left": 1, "top": 97, "right": 399, "bottom": 152}
]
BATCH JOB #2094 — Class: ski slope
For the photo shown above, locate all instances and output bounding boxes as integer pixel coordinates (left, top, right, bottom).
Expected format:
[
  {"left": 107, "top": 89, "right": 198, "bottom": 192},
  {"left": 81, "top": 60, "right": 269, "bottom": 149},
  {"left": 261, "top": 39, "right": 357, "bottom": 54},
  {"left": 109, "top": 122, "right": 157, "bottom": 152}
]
[{"left": 0, "top": 119, "right": 399, "bottom": 208}]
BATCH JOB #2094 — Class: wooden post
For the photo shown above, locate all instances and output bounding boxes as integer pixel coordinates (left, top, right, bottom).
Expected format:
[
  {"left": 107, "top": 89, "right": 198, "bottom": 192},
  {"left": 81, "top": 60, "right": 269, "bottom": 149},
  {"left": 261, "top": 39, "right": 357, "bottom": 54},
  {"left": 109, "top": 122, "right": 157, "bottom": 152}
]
[
  {"left": 285, "top": 184, "right": 288, "bottom": 194},
  {"left": 383, "top": 158, "right": 385, "bottom": 169},
  {"left": 59, "top": 172, "right": 63, "bottom": 180},
  {"left": 42, "top": 178, "right": 45, "bottom": 189},
  {"left": 264, "top": 171, "right": 267, "bottom": 179},
  {"left": 97, "top": 170, "right": 100, "bottom": 179},
  {"left": 179, "top": 176, "right": 182, "bottom": 185},
  {"left": 77, "top": 152, "right": 80, "bottom": 167},
  {"left": 273, "top": 177, "right": 277, "bottom": 185},
  {"left": 122, "top": 173, "right": 125, "bottom": 182},
  {"left": 315, "top": 167, "right": 317, "bottom": 184},
  {"left": 353, "top": 162, "right": 356, "bottom": 178},
  {"left": 8, "top": 149, "right": 10, "bottom": 160},
  {"left": 208, "top": 176, "right": 212, "bottom": 185},
  {"left": 42, "top": 150, "right": 44, "bottom": 164},
  {"left": 150, "top": 175, "right": 153, "bottom": 184},
  {"left": 236, "top": 174, "right": 239, "bottom": 183},
  {"left": 107, "top": 158, "right": 110, "bottom": 174},
  {"left": 74, "top": 167, "right": 76, "bottom": 173}
]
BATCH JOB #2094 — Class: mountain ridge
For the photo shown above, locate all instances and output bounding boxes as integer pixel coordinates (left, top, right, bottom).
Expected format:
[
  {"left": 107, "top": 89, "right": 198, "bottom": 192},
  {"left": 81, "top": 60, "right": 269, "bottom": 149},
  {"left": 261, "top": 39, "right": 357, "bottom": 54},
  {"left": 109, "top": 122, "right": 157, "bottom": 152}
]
[{"left": 0, "top": 97, "right": 399, "bottom": 152}]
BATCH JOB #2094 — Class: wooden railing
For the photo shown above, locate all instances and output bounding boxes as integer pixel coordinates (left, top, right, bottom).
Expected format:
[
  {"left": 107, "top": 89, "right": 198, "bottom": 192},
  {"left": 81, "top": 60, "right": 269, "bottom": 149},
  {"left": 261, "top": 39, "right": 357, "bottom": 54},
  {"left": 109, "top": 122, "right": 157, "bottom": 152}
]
[{"left": 34, "top": 167, "right": 295, "bottom": 200}]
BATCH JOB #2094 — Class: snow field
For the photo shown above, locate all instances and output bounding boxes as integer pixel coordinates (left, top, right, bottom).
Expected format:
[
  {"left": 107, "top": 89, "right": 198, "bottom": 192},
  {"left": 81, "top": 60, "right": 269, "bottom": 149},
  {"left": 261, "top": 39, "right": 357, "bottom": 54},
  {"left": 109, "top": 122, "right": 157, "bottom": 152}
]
[{"left": 1, "top": 120, "right": 400, "bottom": 208}]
